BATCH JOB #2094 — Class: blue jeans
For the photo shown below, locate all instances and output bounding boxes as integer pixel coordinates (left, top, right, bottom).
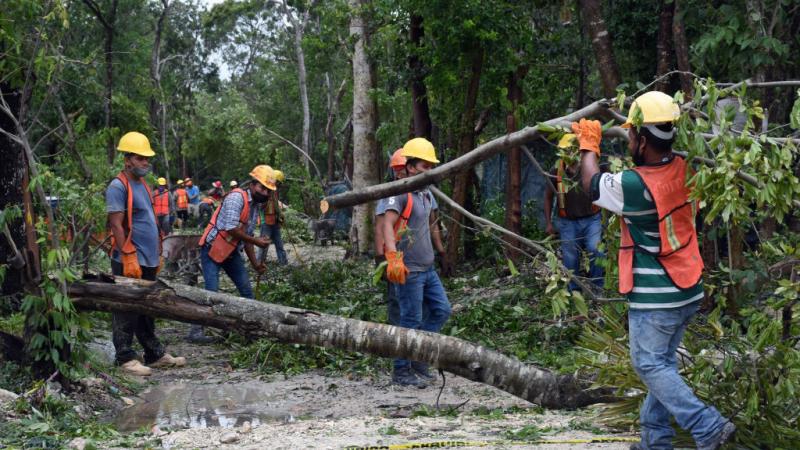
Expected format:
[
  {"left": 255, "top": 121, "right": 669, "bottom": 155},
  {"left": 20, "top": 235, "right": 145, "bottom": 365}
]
[
  {"left": 200, "top": 245, "right": 253, "bottom": 299},
  {"left": 557, "top": 213, "right": 604, "bottom": 291},
  {"left": 258, "top": 223, "right": 288, "bottom": 265},
  {"left": 629, "top": 302, "right": 727, "bottom": 449},
  {"left": 391, "top": 267, "right": 451, "bottom": 370}
]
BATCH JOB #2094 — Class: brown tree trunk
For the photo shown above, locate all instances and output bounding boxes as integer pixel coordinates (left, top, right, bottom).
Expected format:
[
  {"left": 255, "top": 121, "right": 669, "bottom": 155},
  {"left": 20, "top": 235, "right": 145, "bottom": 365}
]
[
  {"left": 578, "top": 0, "right": 621, "bottom": 98},
  {"left": 326, "top": 76, "right": 347, "bottom": 182},
  {"left": 341, "top": 116, "right": 354, "bottom": 182},
  {"left": 504, "top": 66, "right": 526, "bottom": 261},
  {"left": 672, "top": 0, "right": 693, "bottom": 97},
  {"left": 409, "top": 14, "right": 432, "bottom": 139},
  {"left": 655, "top": 0, "right": 675, "bottom": 92},
  {"left": 445, "top": 48, "right": 484, "bottom": 268},
  {"left": 69, "top": 277, "right": 615, "bottom": 408},
  {"left": 150, "top": 0, "right": 170, "bottom": 179},
  {"left": 349, "top": 0, "right": 379, "bottom": 254}
]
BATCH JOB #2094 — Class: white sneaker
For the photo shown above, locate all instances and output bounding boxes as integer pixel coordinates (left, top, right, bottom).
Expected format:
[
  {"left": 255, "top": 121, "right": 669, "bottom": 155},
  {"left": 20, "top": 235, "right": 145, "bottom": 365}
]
[{"left": 120, "top": 360, "right": 152, "bottom": 376}]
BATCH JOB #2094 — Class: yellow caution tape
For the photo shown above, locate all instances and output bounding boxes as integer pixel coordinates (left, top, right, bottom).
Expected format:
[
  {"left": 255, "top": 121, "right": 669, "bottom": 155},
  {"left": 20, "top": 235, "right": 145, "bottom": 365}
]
[{"left": 344, "top": 436, "right": 640, "bottom": 449}]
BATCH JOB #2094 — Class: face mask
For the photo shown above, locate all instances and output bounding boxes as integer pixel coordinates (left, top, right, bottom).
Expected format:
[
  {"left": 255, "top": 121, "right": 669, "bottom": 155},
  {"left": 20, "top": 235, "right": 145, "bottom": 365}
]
[
  {"left": 251, "top": 191, "right": 269, "bottom": 203},
  {"left": 131, "top": 166, "right": 151, "bottom": 178},
  {"left": 158, "top": 186, "right": 165, "bottom": 192}
]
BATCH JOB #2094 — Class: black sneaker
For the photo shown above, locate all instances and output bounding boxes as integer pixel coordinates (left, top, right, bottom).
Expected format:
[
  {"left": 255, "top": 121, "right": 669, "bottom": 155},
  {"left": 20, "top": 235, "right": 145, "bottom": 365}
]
[
  {"left": 392, "top": 367, "right": 427, "bottom": 388},
  {"left": 410, "top": 361, "right": 436, "bottom": 382},
  {"left": 698, "top": 422, "right": 736, "bottom": 450}
]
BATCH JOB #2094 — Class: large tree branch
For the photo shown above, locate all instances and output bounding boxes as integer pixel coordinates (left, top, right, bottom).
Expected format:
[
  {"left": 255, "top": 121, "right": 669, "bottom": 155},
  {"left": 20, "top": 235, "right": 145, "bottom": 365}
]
[
  {"left": 69, "top": 277, "right": 615, "bottom": 409},
  {"left": 322, "top": 99, "right": 618, "bottom": 210}
]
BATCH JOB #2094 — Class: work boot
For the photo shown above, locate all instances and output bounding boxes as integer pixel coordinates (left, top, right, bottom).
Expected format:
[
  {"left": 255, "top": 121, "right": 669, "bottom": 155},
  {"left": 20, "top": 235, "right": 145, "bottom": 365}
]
[
  {"left": 150, "top": 353, "right": 187, "bottom": 368},
  {"left": 185, "top": 325, "right": 216, "bottom": 344},
  {"left": 120, "top": 360, "right": 152, "bottom": 376},
  {"left": 392, "top": 367, "right": 427, "bottom": 388},
  {"left": 410, "top": 361, "right": 436, "bottom": 382},
  {"left": 697, "top": 422, "right": 736, "bottom": 450}
]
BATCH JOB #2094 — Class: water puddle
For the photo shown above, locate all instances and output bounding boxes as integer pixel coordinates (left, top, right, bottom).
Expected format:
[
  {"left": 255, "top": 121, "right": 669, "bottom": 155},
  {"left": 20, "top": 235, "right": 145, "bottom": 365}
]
[{"left": 115, "top": 381, "right": 294, "bottom": 431}]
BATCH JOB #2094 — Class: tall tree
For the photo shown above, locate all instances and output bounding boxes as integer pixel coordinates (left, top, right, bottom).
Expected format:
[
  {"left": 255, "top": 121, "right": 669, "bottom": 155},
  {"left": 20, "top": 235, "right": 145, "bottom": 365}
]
[
  {"left": 150, "top": 0, "right": 171, "bottom": 182},
  {"left": 408, "top": 14, "right": 432, "bottom": 139},
  {"left": 504, "top": 65, "right": 527, "bottom": 261},
  {"left": 672, "top": 0, "right": 693, "bottom": 96},
  {"left": 578, "top": 0, "right": 620, "bottom": 98},
  {"left": 282, "top": 0, "right": 315, "bottom": 176},
  {"left": 655, "top": 0, "right": 675, "bottom": 92},
  {"left": 349, "top": 0, "right": 379, "bottom": 254},
  {"left": 81, "top": 0, "right": 119, "bottom": 164}
]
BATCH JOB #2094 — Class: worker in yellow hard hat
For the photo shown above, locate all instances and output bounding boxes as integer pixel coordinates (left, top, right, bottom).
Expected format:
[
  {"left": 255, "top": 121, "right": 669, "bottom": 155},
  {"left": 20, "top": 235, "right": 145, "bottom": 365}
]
[
  {"left": 256, "top": 168, "right": 287, "bottom": 265},
  {"left": 381, "top": 138, "right": 450, "bottom": 388},
  {"left": 192, "top": 165, "right": 274, "bottom": 343},
  {"left": 543, "top": 133, "right": 604, "bottom": 292},
  {"left": 105, "top": 131, "right": 185, "bottom": 376},
  {"left": 576, "top": 91, "right": 735, "bottom": 449}
]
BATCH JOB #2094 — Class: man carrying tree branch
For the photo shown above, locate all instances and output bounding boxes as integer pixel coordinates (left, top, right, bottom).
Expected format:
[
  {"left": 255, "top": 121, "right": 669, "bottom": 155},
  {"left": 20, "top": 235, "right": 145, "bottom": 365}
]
[
  {"left": 577, "top": 91, "right": 735, "bottom": 450},
  {"left": 383, "top": 138, "right": 451, "bottom": 388}
]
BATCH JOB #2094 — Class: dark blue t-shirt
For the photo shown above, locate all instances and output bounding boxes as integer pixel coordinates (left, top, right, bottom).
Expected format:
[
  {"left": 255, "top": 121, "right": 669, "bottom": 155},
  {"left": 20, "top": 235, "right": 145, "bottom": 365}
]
[{"left": 105, "top": 177, "right": 160, "bottom": 267}]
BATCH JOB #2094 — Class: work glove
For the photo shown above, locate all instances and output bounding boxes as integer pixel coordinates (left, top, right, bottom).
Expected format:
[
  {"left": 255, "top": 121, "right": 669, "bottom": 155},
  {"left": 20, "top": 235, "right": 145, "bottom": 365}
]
[
  {"left": 385, "top": 250, "right": 409, "bottom": 284},
  {"left": 435, "top": 251, "right": 453, "bottom": 277},
  {"left": 121, "top": 252, "right": 142, "bottom": 279},
  {"left": 571, "top": 119, "right": 602, "bottom": 155}
]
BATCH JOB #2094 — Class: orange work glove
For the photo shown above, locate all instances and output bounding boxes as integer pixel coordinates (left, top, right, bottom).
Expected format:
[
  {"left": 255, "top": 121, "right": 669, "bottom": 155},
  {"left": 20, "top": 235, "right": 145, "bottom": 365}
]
[
  {"left": 571, "top": 118, "right": 602, "bottom": 155},
  {"left": 385, "top": 250, "right": 409, "bottom": 284},
  {"left": 121, "top": 252, "right": 143, "bottom": 279}
]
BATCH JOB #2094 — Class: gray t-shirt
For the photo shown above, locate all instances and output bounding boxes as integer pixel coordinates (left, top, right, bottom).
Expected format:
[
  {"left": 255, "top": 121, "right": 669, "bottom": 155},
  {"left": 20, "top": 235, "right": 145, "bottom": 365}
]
[
  {"left": 375, "top": 195, "right": 437, "bottom": 216},
  {"left": 106, "top": 177, "right": 160, "bottom": 267},
  {"left": 385, "top": 189, "right": 435, "bottom": 272}
]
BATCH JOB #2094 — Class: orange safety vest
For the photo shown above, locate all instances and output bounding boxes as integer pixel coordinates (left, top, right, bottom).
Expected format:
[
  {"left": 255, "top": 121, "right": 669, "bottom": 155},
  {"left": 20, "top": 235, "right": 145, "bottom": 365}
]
[
  {"left": 618, "top": 156, "right": 703, "bottom": 294},
  {"left": 556, "top": 160, "right": 599, "bottom": 218},
  {"left": 384, "top": 193, "right": 414, "bottom": 252},
  {"left": 152, "top": 189, "right": 170, "bottom": 216},
  {"left": 260, "top": 190, "right": 280, "bottom": 226},
  {"left": 198, "top": 188, "right": 250, "bottom": 263},
  {"left": 175, "top": 188, "right": 189, "bottom": 210},
  {"left": 109, "top": 172, "right": 161, "bottom": 256}
]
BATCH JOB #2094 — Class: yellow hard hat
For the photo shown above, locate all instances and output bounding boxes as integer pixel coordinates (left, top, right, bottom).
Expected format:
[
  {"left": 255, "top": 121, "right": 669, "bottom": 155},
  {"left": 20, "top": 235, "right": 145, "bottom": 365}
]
[
  {"left": 401, "top": 137, "right": 439, "bottom": 164},
  {"left": 249, "top": 165, "right": 277, "bottom": 190},
  {"left": 557, "top": 134, "right": 576, "bottom": 149},
  {"left": 621, "top": 91, "right": 680, "bottom": 129},
  {"left": 157, "top": 177, "right": 167, "bottom": 186},
  {"left": 177, "top": 179, "right": 184, "bottom": 185},
  {"left": 274, "top": 170, "right": 285, "bottom": 182},
  {"left": 117, "top": 131, "right": 155, "bottom": 157},
  {"left": 230, "top": 180, "right": 238, "bottom": 187}
]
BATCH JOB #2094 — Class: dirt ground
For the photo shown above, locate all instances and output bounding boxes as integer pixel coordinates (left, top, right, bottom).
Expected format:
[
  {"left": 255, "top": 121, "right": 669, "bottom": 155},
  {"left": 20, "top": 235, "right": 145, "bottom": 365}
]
[{"left": 85, "top": 242, "right": 639, "bottom": 449}]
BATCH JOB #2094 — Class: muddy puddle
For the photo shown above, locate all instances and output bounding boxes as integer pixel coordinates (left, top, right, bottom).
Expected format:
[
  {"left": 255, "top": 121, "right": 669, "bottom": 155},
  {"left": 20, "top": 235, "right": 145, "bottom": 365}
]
[{"left": 115, "top": 381, "right": 294, "bottom": 431}]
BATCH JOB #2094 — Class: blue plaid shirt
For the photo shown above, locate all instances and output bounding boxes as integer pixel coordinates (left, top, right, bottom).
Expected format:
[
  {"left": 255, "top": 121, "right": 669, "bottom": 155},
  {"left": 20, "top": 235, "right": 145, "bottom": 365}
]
[{"left": 203, "top": 189, "right": 258, "bottom": 248}]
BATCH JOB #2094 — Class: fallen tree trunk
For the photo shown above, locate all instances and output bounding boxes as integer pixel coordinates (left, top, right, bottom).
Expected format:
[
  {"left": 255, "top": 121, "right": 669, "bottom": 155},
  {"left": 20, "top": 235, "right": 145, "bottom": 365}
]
[
  {"left": 69, "top": 277, "right": 615, "bottom": 409},
  {"left": 321, "top": 99, "right": 620, "bottom": 211}
]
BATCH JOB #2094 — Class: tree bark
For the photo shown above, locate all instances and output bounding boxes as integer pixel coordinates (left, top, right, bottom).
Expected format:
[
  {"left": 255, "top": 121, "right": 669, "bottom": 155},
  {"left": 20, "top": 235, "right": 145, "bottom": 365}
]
[
  {"left": 348, "top": 0, "right": 379, "bottom": 254},
  {"left": 69, "top": 277, "right": 615, "bottom": 408},
  {"left": 322, "top": 99, "right": 623, "bottom": 210},
  {"left": 409, "top": 14, "right": 432, "bottom": 139},
  {"left": 504, "top": 66, "right": 527, "bottom": 261},
  {"left": 445, "top": 48, "right": 484, "bottom": 267},
  {"left": 82, "top": 0, "right": 118, "bottom": 165},
  {"left": 655, "top": 0, "right": 675, "bottom": 92},
  {"left": 672, "top": 0, "right": 693, "bottom": 97},
  {"left": 578, "top": 0, "right": 621, "bottom": 98},
  {"left": 0, "top": 85, "right": 27, "bottom": 300}
]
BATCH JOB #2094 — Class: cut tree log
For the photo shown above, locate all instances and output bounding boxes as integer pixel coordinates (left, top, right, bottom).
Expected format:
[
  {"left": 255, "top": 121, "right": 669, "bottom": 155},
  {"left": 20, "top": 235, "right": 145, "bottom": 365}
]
[{"left": 69, "top": 277, "right": 616, "bottom": 409}]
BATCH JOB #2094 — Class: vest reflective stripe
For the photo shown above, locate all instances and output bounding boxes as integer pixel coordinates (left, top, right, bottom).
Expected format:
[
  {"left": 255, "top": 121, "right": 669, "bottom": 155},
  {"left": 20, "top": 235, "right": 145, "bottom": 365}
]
[
  {"left": 152, "top": 190, "right": 170, "bottom": 216},
  {"left": 618, "top": 156, "right": 703, "bottom": 294},
  {"left": 175, "top": 188, "right": 188, "bottom": 209},
  {"left": 556, "top": 160, "right": 599, "bottom": 218},
  {"left": 198, "top": 188, "right": 251, "bottom": 248}
]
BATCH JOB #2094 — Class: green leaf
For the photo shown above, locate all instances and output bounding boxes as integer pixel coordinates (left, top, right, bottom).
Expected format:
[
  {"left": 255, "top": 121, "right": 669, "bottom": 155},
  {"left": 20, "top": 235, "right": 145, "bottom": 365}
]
[
  {"left": 506, "top": 258, "right": 519, "bottom": 277},
  {"left": 371, "top": 261, "right": 387, "bottom": 286}
]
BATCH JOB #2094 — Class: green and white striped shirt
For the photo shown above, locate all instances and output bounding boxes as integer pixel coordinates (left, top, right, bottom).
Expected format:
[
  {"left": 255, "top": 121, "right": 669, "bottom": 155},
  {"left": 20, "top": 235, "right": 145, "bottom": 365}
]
[{"left": 592, "top": 168, "right": 704, "bottom": 309}]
